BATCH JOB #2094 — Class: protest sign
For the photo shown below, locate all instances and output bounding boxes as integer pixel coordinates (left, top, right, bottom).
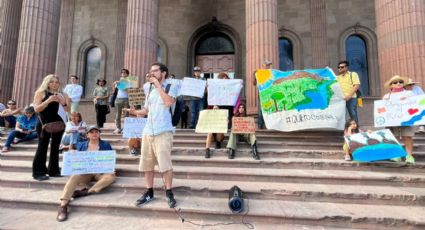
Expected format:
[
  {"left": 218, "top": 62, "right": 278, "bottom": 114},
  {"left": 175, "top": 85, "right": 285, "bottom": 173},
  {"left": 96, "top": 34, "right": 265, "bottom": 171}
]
[
  {"left": 374, "top": 95, "right": 425, "bottom": 127},
  {"left": 122, "top": 117, "right": 147, "bottom": 138},
  {"left": 231, "top": 117, "right": 256, "bottom": 134},
  {"left": 180, "top": 77, "right": 206, "bottom": 98},
  {"left": 128, "top": 88, "right": 144, "bottom": 106},
  {"left": 256, "top": 67, "right": 345, "bottom": 131},
  {"left": 195, "top": 109, "right": 228, "bottom": 133},
  {"left": 345, "top": 129, "right": 407, "bottom": 162},
  {"left": 207, "top": 79, "right": 243, "bottom": 106},
  {"left": 117, "top": 76, "right": 138, "bottom": 90},
  {"left": 61, "top": 150, "right": 116, "bottom": 175}
]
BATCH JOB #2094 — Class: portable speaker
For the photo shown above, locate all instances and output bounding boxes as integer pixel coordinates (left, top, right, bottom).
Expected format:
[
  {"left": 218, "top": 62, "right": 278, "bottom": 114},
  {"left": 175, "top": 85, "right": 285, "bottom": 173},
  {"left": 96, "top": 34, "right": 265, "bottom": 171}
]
[{"left": 228, "top": 185, "right": 244, "bottom": 213}]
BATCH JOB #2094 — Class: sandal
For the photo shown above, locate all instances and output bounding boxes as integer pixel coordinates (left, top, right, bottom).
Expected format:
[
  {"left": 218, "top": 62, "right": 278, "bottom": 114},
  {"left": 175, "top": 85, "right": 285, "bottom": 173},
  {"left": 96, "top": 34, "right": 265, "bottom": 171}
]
[{"left": 1, "top": 147, "right": 10, "bottom": 153}]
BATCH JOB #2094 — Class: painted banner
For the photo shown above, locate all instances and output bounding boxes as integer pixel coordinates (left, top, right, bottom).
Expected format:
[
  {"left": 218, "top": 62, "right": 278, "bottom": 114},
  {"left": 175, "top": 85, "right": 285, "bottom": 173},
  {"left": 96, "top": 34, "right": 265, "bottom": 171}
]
[
  {"left": 345, "top": 129, "right": 407, "bottom": 162},
  {"left": 231, "top": 117, "right": 256, "bottom": 134},
  {"left": 117, "top": 76, "right": 138, "bottom": 90},
  {"left": 61, "top": 150, "right": 116, "bottom": 175},
  {"left": 180, "top": 77, "right": 206, "bottom": 98},
  {"left": 128, "top": 88, "right": 144, "bottom": 106},
  {"left": 256, "top": 68, "right": 346, "bottom": 131},
  {"left": 374, "top": 95, "right": 425, "bottom": 127},
  {"left": 207, "top": 79, "right": 243, "bottom": 106},
  {"left": 122, "top": 117, "right": 147, "bottom": 138},
  {"left": 195, "top": 109, "right": 228, "bottom": 133}
]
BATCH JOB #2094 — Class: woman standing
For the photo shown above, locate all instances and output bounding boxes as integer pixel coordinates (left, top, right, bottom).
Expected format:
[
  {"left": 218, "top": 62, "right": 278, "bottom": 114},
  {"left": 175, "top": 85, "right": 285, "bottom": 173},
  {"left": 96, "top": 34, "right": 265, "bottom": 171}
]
[
  {"left": 383, "top": 75, "right": 415, "bottom": 164},
  {"left": 93, "top": 78, "right": 109, "bottom": 128},
  {"left": 33, "top": 74, "right": 70, "bottom": 181}
]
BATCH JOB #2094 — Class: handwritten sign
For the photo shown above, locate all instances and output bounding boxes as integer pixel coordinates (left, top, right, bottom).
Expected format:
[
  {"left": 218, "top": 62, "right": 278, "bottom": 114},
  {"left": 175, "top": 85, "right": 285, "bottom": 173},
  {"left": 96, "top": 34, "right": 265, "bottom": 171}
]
[
  {"left": 61, "top": 150, "right": 116, "bottom": 175},
  {"left": 195, "top": 109, "right": 228, "bottom": 133},
  {"left": 257, "top": 68, "right": 346, "bottom": 131},
  {"left": 128, "top": 88, "right": 144, "bottom": 106},
  {"left": 180, "top": 77, "right": 206, "bottom": 98},
  {"left": 345, "top": 129, "right": 407, "bottom": 162},
  {"left": 374, "top": 95, "right": 425, "bottom": 127},
  {"left": 123, "top": 117, "right": 147, "bottom": 138},
  {"left": 207, "top": 79, "right": 243, "bottom": 106},
  {"left": 231, "top": 117, "right": 256, "bottom": 134},
  {"left": 117, "top": 76, "right": 138, "bottom": 90}
]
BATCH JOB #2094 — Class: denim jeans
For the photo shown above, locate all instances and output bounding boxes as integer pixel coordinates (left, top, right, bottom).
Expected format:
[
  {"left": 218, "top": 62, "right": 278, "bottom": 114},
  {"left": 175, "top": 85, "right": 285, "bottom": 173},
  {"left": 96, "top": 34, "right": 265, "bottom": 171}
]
[
  {"left": 190, "top": 98, "right": 204, "bottom": 129},
  {"left": 61, "top": 132, "right": 83, "bottom": 146},
  {"left": 346, "top": 98, "right": 359, "bottom": 125},
  {"left": 4, "top": 130, "right": 37, "bottom": 147}
]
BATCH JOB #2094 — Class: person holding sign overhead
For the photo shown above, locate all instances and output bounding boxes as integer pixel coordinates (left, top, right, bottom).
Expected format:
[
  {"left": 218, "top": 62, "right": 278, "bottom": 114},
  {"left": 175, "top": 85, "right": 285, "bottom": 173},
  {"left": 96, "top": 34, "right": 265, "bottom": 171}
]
[
  {"left": 56, "top": 125, "right": 116, "bottom": 222},
  {"left": 383, "top": 75, "right": 415, "bottom": 164},
  {"left": 189, "top": 66, "right": 206, "bottom": 128},
  {"left": 227, "top": 104, "right": 260, "bottom": 160}
]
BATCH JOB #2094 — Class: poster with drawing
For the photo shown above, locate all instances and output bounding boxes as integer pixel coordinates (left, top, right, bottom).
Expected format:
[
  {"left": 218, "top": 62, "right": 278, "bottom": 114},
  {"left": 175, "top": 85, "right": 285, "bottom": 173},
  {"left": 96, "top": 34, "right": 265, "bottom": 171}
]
[
  {"left": 207, "top": 79, "right": 243, "bottom": 106},
  {"left": 344, "top": 129, "right": 407, "bottom": 162},
  {"left": 256, "top": 67, "right": 346, "bottom": 131},
  {"left": 374, "top": 95, "right": 425, "bottom": 127}
]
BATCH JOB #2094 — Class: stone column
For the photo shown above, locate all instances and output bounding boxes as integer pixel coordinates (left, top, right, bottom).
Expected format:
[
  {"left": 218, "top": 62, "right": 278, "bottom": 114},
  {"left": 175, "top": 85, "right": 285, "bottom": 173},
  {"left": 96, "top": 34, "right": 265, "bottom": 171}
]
[
  {"left": 0, "top": 0, "right": 22, "bottom": 103},
  {"left": 245, "top": 0, "right": 279, "bottom": 114},
  {"left": 375, "top": 0, "right": 425, "bottom": 84},
  {"left": 310, "top": 0, "right": 328, "bottom": 68},
  {"left": 124, "top": 0, "right": 159, "bottom": 85},
  {"left": 12, "top": 0, "right": 61, "bottom": 106},
  {"left": 114, "top": 0, "right": 128, "bottom": 79},
  {"left": 55, "top": 0, "right": 75, "bottom": 80}
]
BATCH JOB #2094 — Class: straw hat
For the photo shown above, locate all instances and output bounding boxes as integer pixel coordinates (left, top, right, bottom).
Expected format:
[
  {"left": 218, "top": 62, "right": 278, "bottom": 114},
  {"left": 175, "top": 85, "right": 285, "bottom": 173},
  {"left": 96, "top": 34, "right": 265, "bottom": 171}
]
[
  {"left": 384, "top": 75, "right": 408, "bottom": 88},
  {"left": 405, "top": 78, "right": 420, "bottom": 86}
]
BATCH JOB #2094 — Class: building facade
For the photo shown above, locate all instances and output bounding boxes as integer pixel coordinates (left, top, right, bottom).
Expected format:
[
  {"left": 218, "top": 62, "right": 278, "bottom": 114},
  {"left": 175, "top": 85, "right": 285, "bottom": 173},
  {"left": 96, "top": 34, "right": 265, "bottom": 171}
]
[{"left": 0, "top": 0, "right": 424, "bottom": 119}]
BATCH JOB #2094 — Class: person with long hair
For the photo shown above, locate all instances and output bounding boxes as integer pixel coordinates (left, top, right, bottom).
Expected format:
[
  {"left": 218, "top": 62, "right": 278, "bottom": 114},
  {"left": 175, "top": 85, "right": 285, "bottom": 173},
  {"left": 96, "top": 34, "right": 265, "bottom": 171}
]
[
  {"left": 32, "top": 74, "right": 70, "bottom": 181},
  {"left": 60, "top": 112, "right": 86, "bottom": 151},
  {"left": 93, "top": 78, "right": 109, "bottom": 128},
  {"left": 342, "top": 119, "right": 361, "bottom": 161}
]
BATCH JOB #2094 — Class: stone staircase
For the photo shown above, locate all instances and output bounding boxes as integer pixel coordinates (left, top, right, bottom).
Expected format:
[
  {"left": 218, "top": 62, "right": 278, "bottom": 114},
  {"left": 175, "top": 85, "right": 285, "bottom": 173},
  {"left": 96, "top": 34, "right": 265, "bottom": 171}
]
[{"left": 1, "top": 125, "right": 425, "bottom": 229}]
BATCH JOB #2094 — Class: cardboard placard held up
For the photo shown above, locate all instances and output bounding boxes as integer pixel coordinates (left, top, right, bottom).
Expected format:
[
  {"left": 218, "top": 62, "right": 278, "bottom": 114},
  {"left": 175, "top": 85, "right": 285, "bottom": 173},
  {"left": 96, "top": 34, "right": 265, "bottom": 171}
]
[
  {"left": 195, "top": 109, "right": 228, "bottom": 134},
  {"left": 231, "top": 117, "right": 256, "bottom": 134},
  {"left": 128, "top": 88, "right": 144, "bottom": 106}
]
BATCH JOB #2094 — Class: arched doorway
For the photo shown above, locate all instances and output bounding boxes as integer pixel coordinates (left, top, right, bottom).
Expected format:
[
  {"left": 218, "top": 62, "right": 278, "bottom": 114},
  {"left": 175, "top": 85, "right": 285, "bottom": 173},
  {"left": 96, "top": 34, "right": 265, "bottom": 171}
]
[
  {"left": 346, "top": 35, "right": 369, "bottom": 96},
  {"left": 195, "top": 32, "right": 235, "bottom": 79}
]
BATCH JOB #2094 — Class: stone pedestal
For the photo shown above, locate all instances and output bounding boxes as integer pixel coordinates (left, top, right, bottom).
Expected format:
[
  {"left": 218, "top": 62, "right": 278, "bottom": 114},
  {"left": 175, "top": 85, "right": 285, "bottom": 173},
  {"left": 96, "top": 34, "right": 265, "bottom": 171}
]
[
  {"left": 375, "top": 0, "right": 425, "bottom": 84},
  {"left": 245, "top": 0, "right": 279, "bottom": 114},
  {"left": 0, "top": 0, "right": 22, "bottom": 103},
  {"left": 124, "top": 0, "right": 159, "bottom": 85},
  {"left": 12, "top": 0, "right": 61, "bottom": 106}
]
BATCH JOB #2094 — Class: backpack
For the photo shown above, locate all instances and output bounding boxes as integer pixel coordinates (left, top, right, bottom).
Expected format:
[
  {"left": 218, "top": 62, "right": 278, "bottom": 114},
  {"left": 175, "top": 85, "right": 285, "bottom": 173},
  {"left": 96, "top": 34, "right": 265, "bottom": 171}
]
[{"left": 164, "top": 84, "right": 183, "bottom": 126}]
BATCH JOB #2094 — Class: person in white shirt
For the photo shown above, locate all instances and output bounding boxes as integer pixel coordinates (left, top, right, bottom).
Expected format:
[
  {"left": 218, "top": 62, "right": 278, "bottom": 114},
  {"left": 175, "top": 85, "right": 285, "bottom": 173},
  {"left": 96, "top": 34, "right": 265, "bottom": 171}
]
[{"left": 63, "top": 75, "right": 83, "bottom": 114}]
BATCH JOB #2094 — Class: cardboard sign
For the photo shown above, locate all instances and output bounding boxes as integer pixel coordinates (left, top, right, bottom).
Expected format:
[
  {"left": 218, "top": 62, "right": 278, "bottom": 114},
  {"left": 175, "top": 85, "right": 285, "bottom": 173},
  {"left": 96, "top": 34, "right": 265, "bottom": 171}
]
[
  {"left": 374, "top": 95, "right": 425, "bottom": 127},
  {"left": 207, "top": 79, "right": 243, "bottom": 106},
  {"left": 122, "top": 117, "right": 147, "bottom": 138},
  {"left": 256, "top": 67, "right": 346, "bottom": 131},
  {"left": 231, "top": 117, "right": 256, "bottom": 134},
  {"left": 128, "top": 88, "right": 144, "bottom": 106},
  {"left": 195, "top": 109, "right": 228, "bottom": 133},
  {"left": 345, "top": 129, "right": 407, "bottom": 162},
  {"left": 61, "top": 150, "right": 116, "bottom": 175},
  {"left": 180, "top": 77, "right": 206, "bottom": 98}
]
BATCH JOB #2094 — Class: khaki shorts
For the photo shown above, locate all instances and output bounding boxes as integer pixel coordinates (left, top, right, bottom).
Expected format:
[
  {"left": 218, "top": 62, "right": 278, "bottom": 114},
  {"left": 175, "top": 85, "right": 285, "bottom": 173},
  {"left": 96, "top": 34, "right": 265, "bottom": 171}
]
[
  {"left": 139, "top": 131, "right": 173, "bottom": 172},
  {"left": 390, "top": 126, "right": 415, "bottom": 137}
]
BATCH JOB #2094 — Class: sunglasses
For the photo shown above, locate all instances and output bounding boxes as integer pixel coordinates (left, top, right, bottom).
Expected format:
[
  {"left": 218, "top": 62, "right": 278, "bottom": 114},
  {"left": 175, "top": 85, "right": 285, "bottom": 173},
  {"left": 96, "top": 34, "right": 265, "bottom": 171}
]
[
  {"left": 338, "top": 66, "right": 346, "bottom": 69},
  {"left": 391, "top": 80, "right": 404, "bottom": 85},
  {"left": 7, "top": 103, "right": 16, "bottom": 105}
]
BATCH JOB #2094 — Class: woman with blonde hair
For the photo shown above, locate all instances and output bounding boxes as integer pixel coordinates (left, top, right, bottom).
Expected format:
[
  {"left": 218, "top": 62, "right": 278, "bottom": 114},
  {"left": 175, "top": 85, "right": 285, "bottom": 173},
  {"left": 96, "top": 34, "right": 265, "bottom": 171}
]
[{"left": 33, "top": 74, "right": 70, "bottom": 181}]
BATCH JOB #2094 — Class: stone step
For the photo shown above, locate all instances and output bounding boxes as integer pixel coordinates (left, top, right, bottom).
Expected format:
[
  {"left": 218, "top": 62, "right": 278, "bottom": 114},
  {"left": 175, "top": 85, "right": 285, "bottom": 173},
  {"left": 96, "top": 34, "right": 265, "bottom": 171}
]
[
  {"left": 2, "top": 160, "right": 425, "bottom": 187},
  {"left": 1, "top": 171, "right": 425, "bottom": 207},
  {"left": 0, "top": 187, "right": 424, "bottom": 229},
  {"left": 3, "top": 151, "right": 425, "bottom": 173}
]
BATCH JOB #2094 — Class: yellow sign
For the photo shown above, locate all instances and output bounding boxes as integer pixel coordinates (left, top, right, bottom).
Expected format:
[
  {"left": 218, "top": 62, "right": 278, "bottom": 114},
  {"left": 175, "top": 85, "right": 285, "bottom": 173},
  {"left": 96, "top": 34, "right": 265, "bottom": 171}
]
[{"left": 195, "top": 109, "right": 228, "bottom": 134}]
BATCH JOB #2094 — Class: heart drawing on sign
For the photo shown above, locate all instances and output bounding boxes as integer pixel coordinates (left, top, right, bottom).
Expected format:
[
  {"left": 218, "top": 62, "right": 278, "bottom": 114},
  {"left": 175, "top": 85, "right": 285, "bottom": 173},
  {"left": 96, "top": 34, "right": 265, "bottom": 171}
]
[
  {"left": 408, "top": 108, "right": 419, "bottom": 115},
  {"left": 377, "top": 107, "right": 386, "bottom": 114}
]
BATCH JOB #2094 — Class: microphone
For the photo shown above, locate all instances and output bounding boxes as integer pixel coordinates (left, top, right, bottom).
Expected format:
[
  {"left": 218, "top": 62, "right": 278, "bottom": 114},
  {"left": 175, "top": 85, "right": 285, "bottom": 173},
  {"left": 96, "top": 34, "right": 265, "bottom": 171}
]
[{"left": 148, "top": 83, "right": 154, "bottom": 94}]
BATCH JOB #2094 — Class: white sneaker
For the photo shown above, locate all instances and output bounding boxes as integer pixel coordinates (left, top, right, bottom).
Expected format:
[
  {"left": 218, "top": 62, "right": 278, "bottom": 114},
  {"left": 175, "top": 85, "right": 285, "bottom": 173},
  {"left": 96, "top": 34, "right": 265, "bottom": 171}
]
[
  {"left": 113, "top": 129, "right": 121, "bottom": 134},
  {"left": 344, "top": 155, "right": 351, "bottom": 161},
  {"left": 418, "top": 126, "right": 425, "bottom": 133}
]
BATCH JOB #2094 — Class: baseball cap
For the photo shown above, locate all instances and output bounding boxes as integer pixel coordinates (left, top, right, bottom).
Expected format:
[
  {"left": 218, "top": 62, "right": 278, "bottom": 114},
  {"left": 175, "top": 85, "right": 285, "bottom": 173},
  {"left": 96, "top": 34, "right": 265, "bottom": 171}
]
[
  {"left": 193, "top": 66, "right": 201, "bottom": 71},
  {"left": 86, "top": 125, "right": 101, "bottom": 133},
  {"left": 263, "top": 60, "right": 272, "bottom": 66}
]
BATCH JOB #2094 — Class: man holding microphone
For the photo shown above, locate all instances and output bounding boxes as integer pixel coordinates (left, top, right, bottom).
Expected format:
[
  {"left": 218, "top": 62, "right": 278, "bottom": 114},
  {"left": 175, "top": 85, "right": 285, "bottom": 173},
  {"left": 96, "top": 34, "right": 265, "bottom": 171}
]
[{"left": 130, "top": 63, "right": 178, "bottom": 208}]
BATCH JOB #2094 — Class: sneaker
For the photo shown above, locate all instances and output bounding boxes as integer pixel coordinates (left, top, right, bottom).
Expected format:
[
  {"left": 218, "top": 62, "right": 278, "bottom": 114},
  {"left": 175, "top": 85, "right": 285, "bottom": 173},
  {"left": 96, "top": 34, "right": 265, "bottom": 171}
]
[
  {"left": 113, "top": 129, "right": 122, "bottom": 134},
  {"left": 405, "top": 155, "right": 416, "bottom": 164},
  {"left": 344, "top": 155, "right": 351, "bottom": 161},
  {"left": 135, "top": 191, "right": 154, "bottom": 207},
  {"left": 166, "top": 191, "right": 176, "bottom": 208},
  {"left": 391, "top": 157, "right": 402, "bottom": 162},
  {"left": 130, "top": 148, "right": 139, "bottom": 156},
  {"left": 418, "top": 126, "right": 425, "bottom": 133},
  {"left": 1, "top": 147, "right": 10, "bottom": 152}
]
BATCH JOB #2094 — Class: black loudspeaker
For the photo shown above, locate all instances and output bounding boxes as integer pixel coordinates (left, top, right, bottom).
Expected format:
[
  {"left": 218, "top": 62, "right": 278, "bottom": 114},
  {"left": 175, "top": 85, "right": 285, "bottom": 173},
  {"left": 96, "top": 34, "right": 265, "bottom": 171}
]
[{"left": 228, "top": 185, "right": 244, "bottom": 213}]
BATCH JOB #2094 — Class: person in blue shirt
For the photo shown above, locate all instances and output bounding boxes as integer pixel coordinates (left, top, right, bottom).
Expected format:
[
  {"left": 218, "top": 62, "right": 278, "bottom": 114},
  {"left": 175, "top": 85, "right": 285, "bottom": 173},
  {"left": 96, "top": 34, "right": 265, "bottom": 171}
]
[
  {"left": 1, "top": 106, "right": 37, "bottom": 152},
  {"left": 56, "top": 125, "right": 116, "bottom": 222}
]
